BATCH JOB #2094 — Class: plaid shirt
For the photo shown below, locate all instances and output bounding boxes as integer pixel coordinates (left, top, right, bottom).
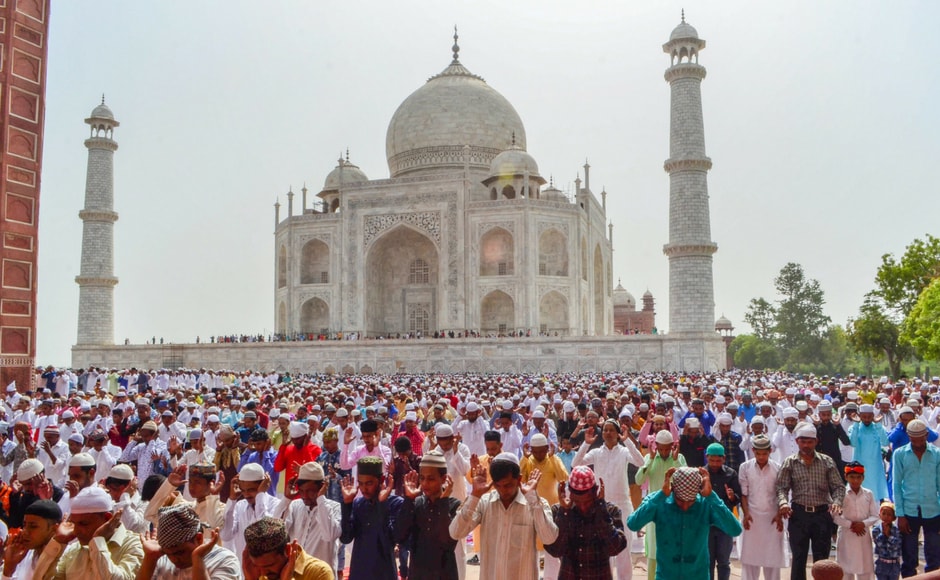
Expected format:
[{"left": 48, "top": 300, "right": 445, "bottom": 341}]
[
  {"left": 873, "top": 523, "right": 902, "bottom": 559},
  {"left": 719, "top": 431, "right": 746, "bottom": 472},
  {"left": 775, "top": 451, "right": 845, "bottom": 509},
  {"left": 544, "top": 500, "right": 628, "bottom": 580}
]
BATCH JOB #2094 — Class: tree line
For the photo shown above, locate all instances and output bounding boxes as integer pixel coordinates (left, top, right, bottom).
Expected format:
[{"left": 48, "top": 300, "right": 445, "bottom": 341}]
[{"left": 730, "top": 234, "right": 940, "bottom": 377}]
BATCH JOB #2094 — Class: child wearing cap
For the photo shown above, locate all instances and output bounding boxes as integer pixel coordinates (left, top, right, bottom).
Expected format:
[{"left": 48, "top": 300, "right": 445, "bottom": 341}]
[
  {"left": 834, "top": 461, "right": 879, "bottom": 579},
  {"left": 339, "top": 456, "right": 402, "bottom": 580},
  {"left": 394, "top": 450, "right": 461, "bottom": 580},
  {"left": 872, "top": 501, "right": 901, "bottom": 580}
]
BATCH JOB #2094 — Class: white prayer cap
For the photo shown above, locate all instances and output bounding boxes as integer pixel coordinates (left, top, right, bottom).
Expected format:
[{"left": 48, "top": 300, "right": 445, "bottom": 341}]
[
  {"left": 795, "top": 401, "right": 809, "bottom": 411},
  {"left": 685, "top": 418, "right": 701, "bottom": 429},
  {"left": 530, "top": 433, "right": 549, "bottom": 447},
  {"left": 68, "top": 433, "right": 84, "bottom": 445},
  {"left": 563, "top": 401, "right": 576, "bottom": 413},
  {"left": 435, "top": 423, "right": 454, "bottom": 438},
  {"left": 750, "top": 416, "right": 765, "bottom": 425},
  {"left": 298, "top": 462, "right": 325, "bottom": 481},
  {"left": 817, "top": 401, "right": 833, "bottom": 412},
  {"left": 5, "top": 383, "right": 15, "bottom": 393},
  {"left": 619, "top": 408, "right": 632, "bottom": 419},
  {"left": 501, "top": 400, "right": 513, "bottom": 410},
  {"left": 655, "top": 430, "right": 674, "bottom": 445},
  {"left": 335, "top": 408, "right": 349, "bottom": 418},
  {"left": 269, "top": 410, "right": 280, "bottom": 419},
  {"left": 533, "top": 409, "right": 546, "bottom": 419},
  {"left": 493, "top": 452, "right": 519, "bottom": 466},
  {"left": 879, "top": 398, "right": 891, "bottom": 405},
  {"left": 782, "top": 408, "right": 799, "bottom": 419},
  {"left": 289, "top": 422, "right": 309, "bottom": 438},
  {"left": 70, "top": 486, "right": 113, "bottom": 514},
  {"left": 859, "top": 404, "right": 875, "bottom": 414},
  {"left": 239, "top": 463, "right": 266, "bottom": 482},
  {"left": 17, "top": 458, "right": 42, "bottom": 481},
  {"left": 108, "top": 464, "right": 134, "bottom": 480},
  {"left": 794, "top": 423, "right": 817, "bottom": 439},
  {"left": 717, "top": 413, "right": 733, "bottom": 425},
  {"left": 785, "top": 388, "right": 797, "bottom": 396},
  {"left": 404, "top": 412, "right": 417, "bottom": 422},
  {"left": 207, "top": 414, "right": 220, "bottom": 423},
  {"left": 714, "top": 395, "right": 726, "bottom": 404},
  {"left": 69, "top": 452, "right": 96, "bottom": 468},
  {"left": 847, "top": 391, "right": 859, "bottom": 400},
  {"left": 61, "top": 410, "right": 75, "bottom": 419},
  {"left": 466, "top": 402, "right": 480, "bottom": 413},
  {"left": 899, "top": 406, "right": 915, "bottom": 416}
]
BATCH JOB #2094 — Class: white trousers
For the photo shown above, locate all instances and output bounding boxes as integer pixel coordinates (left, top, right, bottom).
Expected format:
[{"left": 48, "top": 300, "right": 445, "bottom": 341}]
[
  {"left": 541, "top": 551, "right": 560, "bottom": 580},
  {"left": 741, "top": 564, "right": 781, "bottom": 580},
  {"left": 455, "top": 537, "right": 466, "bottom": 580},
  {"left": 610, "top": 498, "right": 633, "bottom": 580}
]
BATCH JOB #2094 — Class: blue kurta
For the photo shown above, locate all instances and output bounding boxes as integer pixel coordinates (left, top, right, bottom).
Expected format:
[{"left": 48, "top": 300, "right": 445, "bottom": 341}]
[
  {"left": 340, "top": 495, "right": 404, "bottom": 580},
  {"left": 626, "top": 490, "right": 742, "bottom": 580},
  {"left": 848, "top": 421, "right": 890, "bottom": 501}
]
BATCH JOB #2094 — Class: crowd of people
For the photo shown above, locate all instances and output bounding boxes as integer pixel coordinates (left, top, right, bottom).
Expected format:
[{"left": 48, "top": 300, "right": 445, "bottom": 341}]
[{"left": 2, "top": 367, "right": 940, "bottom": 579}]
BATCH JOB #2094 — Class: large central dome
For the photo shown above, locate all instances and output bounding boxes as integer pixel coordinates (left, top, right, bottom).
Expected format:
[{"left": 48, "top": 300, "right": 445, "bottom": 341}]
[{"left": 386, "top": 42, "right": 526, "bottom": 178}]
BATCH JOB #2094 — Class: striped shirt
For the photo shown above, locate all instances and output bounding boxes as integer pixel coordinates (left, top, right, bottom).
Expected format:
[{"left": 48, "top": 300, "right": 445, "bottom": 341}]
[{"left": 774, "top": 451, "right": 845, "bottom": 509}]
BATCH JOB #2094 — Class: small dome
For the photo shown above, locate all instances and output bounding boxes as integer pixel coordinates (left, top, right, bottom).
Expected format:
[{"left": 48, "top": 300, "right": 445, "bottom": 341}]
[
  {"left": 541, "top": 185, "right": 568, "bottom": 202},
  {"left": 715, "top": 315, "right": 733, "bottom": 331},
  {"left": 670, "top": 21, "right": 699, "bottom": 41},
  {"left": 90, "top": 102, "right": 114, "bottom": 120},
  {"left": 488, "top": 146, "right": 540, "bottom": 177},
  {"left": 613, "top": 282, "right": 636, "bottom": 308},
  {"left": 323, "top": 159, "right": 368, "bottom": 191},
  {"left": 643, "top": 289, "right": 654, "bottom": 298}
]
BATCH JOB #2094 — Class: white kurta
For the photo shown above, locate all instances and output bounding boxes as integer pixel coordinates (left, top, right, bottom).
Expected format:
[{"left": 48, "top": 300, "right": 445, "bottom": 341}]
[
  {"left": 284, "top": 497, "right": 342, "bottom": 573},
  {"left": 220, "top": 492, "right": 279, "bottom": 559},
  {"left": 834, "top": 486, "right": 879, "bottom": 576},
  {"left": 738, "top": 458, "right": 789, "bottom": 569}
]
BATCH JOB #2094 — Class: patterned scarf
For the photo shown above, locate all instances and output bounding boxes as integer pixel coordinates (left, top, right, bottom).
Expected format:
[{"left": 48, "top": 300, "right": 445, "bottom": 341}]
[{"left": 215, "top": 445, "right": 240, "bottom": 471}]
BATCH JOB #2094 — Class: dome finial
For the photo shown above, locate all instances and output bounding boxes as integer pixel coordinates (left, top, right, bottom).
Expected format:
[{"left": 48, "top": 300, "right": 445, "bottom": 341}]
[
  {"left": 346, "top": 147, "right": 350, "bottom": 162},
  {"left": 511, "top": 131, "right": 516, "bottom": 147},
  {"left": 452, "top": 25, "right": 460, "bottom": 64},
  {"left": 101, "top": 93, "right": 106, "bottom": 105},
  {"left": 681, "top": 8, "right": 685, "bottom": 23},
  {"left": 550, "top": 175, "right": 554, "bottom": 187}
]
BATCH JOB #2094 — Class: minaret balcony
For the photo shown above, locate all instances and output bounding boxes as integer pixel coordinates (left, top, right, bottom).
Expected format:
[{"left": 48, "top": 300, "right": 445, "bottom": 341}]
[
  {"left": 663, "top": 242, "right": 718, "bottom": 258},
  {"left": 664, "top": 63, "right": 706, "bottom": 83},
  {"left": 663, "top": 157, "right": 712, "bottom": 173},
  {"left": 78, "top": 209, "right": 119, "bottom": 222}
]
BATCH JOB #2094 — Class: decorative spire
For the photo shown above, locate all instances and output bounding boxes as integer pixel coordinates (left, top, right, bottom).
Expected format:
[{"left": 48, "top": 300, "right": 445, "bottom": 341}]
[
  {"left": 346, "top": 147, "right": 350, "bottom": 162},
  {"left": 452, "top": 26, "right": 460, "bottom": 64},
  {"left": 681, "top": 8, "right": 685, "bottom": 23},
  {"left": 101, "top": 93, "right": 106, "bottom": 105},
  {"left": 511, "top": 131, "right": 516, "bottom": 147},
  {"left": 302, "top": 182, "right": 307, "bottom": 193},
  {"left": 549, "top": 175, "right": 554, "bottom": 187}
]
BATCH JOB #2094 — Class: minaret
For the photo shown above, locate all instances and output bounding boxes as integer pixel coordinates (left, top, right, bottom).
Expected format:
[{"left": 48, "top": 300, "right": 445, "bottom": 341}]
[
  {"left": 662, "top": 13, "right": 718, "bottom": 335},
  {"left": 75, "top": 98, "right": 119, "bottom": 345}
]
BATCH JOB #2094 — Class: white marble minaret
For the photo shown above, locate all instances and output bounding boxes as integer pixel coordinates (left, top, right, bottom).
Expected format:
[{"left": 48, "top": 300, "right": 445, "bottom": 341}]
[
  {"left": 75, "top": 98, "right": 119, "bottom": 345},
  {"left": 662, "top": 13, "right": 718, "bottom": 335}
]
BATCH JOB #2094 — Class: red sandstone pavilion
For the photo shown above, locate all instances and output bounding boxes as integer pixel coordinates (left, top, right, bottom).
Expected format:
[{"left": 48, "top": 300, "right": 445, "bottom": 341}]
[{"left": 0, "top": 0, "right": 50, "bottom": 389}]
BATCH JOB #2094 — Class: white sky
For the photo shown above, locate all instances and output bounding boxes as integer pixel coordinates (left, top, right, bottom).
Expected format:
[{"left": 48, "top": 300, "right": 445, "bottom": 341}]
[{"left": 36, "top": 1, "right": 940, "bottom": 366}]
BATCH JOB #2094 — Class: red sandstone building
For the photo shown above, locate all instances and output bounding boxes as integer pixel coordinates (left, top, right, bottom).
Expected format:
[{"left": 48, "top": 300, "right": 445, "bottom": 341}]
[
  {"left": 612, "top": 281, "right": 656, "bottom": 335},
  {"left": 1, "top": 0, "right": 50, "bottom": 389}
]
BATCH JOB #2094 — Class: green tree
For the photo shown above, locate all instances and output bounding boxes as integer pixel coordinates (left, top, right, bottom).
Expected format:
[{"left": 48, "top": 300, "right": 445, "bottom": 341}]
[
  {"left": 847, "top": 298, "right": 911, "bottom": 379},
  {"left": 744, "top": 298, "right": 777, "bottom": 341},
  {"left": 773, "top": 263, "right": 831, "bottom": 363},
  {"left": 873, "top": 234, "right": 940, "bottom": 317},
  {"left": 903, "top": 278, "right": 940, "bottom": 361},
  {"left": 731, "top": 334, "right": 781, "bottom": 370}
]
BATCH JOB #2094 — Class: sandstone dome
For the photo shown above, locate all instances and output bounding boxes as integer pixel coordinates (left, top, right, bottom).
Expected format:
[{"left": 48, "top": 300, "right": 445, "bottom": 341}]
[{"left": 386, "top": 49, "right": 526, "bottom": 178}]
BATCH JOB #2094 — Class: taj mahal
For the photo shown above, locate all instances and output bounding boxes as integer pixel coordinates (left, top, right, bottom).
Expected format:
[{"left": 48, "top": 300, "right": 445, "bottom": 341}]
[{"left": 71, "top": 16, "right": 729, "bottom": 373}]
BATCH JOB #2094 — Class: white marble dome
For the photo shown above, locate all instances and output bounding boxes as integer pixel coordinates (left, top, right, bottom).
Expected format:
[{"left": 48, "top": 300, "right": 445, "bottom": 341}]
[
  {"left": 323, "top": 159, "right": 368, "bottom": 191},
  {"left": 386, "top": 56, "right": 526, "bottom": 178},
  {"left": 90, "top": 102, "right": 114, "bottom": 120},
  {"left": 489, "top": 145, "right": 540, "bottom": 177},
  {"left": 670, "top": 21, "right": 699, "bottom": 40},
  {"left": 715, "top": 315, "right": 733, "bottom": 331},
  {"left": 613, "top": 282, "right": 636, "bottom": 308}
]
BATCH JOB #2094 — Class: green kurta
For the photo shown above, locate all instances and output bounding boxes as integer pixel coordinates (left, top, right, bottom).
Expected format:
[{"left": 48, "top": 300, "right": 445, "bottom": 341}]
[
  {"left": 626, "top": 490, "right": 742, "bottom": 580},
  {"left": 634, "top": 453, "right": 686, "bottom": 559}
]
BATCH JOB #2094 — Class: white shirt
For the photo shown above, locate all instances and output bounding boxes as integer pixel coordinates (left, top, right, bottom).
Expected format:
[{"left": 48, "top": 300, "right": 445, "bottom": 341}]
[
  {"left": 38, "top": 441, "right": 69, "bottom": 487},
  {"left": 449, "top": 489, "right": 558, "bottom": 580},
  {"left": 454, "top": 417, "right": 487, "bottom": 457},
  {"left": 436, "top": 443, "right": 471, "bottom": 501},
  {"left": 572, "top": 440, "right": 645, "bottom": 505},
  {"left": 157, "top": 421, "right": 188, "bottom": 443},
  {"left": 284, "top": 498, "right": 342, "bottom": 572},
  {"left": 220, "top": 492, "right": 280, "bottom": 559},
  {"left": 738, "top": 457, "right": 781, "bottom": 514}
]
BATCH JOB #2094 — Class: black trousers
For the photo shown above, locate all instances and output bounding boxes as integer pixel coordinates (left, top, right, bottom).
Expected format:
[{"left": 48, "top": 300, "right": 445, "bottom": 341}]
[{"left": 787, "top": 508, "right": 833, "bottom": 580}]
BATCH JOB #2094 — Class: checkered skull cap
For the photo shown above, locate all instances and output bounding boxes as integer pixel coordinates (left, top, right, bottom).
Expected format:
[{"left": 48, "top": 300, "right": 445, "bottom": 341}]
[
  {"left": 568, "top": 466, "right": 596, "bottom": 491},
  {"left": 157, "top": 505, "right": 202, "bottom": 549},
  {"left": 670, "top": 467, "right": 702, "bottom": 502}
]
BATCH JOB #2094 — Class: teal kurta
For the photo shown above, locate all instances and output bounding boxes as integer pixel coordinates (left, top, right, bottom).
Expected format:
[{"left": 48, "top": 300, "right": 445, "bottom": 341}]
[
  {"left": 848, "top": 421, "right": 889, "bottom": 501},
  {"left": 634, "top": 453, "right": 687, "bottom": 559},
  {"left": 626, "top": 490, "right": 742, "bottom": 580}
]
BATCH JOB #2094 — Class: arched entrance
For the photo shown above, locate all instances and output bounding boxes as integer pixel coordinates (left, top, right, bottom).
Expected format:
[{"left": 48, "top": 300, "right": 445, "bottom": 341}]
[
  {"left": 365, "top": 225, "right": 439, "bottom": 337},
  {"left": 300, "top": 298, "right": 330, "bottom": 334},
  {"left": 481, "top": 290, "right": 514, "bottom": 335},
  {"left": 539, "top": 291, "right": 568, "bottom": 336}
]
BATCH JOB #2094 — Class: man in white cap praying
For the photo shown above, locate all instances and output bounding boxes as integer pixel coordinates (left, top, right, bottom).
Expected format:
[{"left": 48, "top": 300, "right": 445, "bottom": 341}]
[
  {"left": 274, "top": 421, "right": 323, "bottom": 500},
  {"left": 454, "top": 401, "right": 487, "bottom": 456},
  {"left": 284, "top": 461, "right": 342, "bottom": 577},
  {"left": 119, "top": 421, "right": 170, "bottom": 484},
  {"left": 848, "top": 403, "right": 889, "bottom": 501},
  {"left": 739, "top": 434, "right": 788, "bottom": 580},
  {"left": 35, "top": 486, "right": 143, "bottom": 578},
  {"left": 771, "top": 408, "right": 800, "bottom": 464},
  {"left": 220, "top": 462, "right": 280, "bottom": 560},
  {"left": 8, "top": 458, "right": 70, "bottom": 529},
  {"left": 104, "top": 463, "right": 150, "bottom": 534},
  {"left": 64, "top": 452, "right": 97, "bottom": 498},
  {"left": 37, "top": 425, "right": 69, "bottom": 487}
]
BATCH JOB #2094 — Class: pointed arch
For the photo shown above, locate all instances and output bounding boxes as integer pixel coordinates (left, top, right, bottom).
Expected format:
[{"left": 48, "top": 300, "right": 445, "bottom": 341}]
[
  {"left": 277, "top": 301, "right": 287, "bottom": 333},
  {"left": 300, "top": 298, "right": 330, "bottom": 334},
  {"left": 481, "top": 290, "right": 514, "bottom": 335},
  {"left": 480, "top": 227, "right": 514, "bottom": 276},
  {"left": 539, "top": 291, "right": 568, "bottom": 336},
  {"left": 538, "top": 228, "right": 568, "bottom": 276},
  {"left": 300, "top": 239, "right": 330, "bottom": 284},
  {"left": 277, "top": 245, "right": 287, "bottom": 288}
]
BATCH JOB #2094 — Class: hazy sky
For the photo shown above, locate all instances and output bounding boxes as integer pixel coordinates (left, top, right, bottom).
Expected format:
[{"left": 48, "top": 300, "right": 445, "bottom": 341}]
[{"left": 36, "top": 2, "right": 940, "bottom": 366}]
